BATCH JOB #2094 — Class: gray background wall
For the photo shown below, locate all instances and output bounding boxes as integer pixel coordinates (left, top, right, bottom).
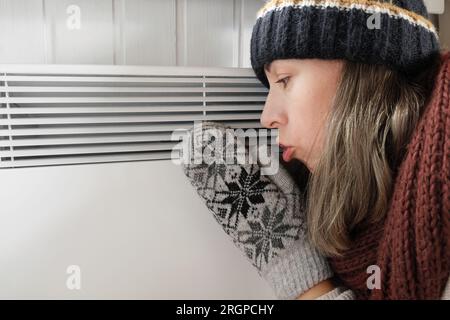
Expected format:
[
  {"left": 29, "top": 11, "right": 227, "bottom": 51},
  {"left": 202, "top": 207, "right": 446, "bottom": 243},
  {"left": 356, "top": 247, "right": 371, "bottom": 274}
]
[{"left": 0, "top": 0, "right": 264, "bottom": 66}]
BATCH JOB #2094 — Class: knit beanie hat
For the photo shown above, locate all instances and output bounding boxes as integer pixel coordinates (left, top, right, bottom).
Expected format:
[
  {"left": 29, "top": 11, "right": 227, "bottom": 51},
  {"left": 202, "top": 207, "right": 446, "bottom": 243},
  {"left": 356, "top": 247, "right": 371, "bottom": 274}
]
[{"left": 250, "top": 0, "right": 441, "bottom": 89}]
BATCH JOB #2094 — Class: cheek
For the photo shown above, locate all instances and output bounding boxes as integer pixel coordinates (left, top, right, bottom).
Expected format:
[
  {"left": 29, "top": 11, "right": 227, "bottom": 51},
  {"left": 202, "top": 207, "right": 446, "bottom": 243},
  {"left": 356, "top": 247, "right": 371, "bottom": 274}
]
[
  {"left": 287, "top": 88, "right": 330, "bottom": 150},
  {"left": 290, "top": 109, "right": 326, "bottom": 158}
]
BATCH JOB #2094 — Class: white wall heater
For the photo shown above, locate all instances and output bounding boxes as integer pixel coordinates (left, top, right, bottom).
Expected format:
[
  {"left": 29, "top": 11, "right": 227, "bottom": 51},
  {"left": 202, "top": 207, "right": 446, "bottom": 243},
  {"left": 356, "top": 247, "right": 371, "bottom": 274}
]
[
  {"left": 0, "top": 64, "right": 276, "bottom": 299},
  {"left": 0, "top": 64, "right": 270, "bottom": 168}
]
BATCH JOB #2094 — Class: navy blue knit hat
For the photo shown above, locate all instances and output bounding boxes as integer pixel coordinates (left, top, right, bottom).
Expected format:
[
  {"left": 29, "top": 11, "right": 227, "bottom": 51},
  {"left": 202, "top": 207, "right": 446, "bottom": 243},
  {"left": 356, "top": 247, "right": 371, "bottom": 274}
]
[{"left": 250, "top": 0, "right": 441, "bottom": 89}]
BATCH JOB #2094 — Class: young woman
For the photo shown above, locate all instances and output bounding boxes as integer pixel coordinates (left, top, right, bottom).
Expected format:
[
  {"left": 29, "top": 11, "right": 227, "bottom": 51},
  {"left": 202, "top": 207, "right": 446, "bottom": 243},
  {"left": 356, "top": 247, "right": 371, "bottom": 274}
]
[{"left": 182, "top": 0, "right": 449, "bottom": 299}]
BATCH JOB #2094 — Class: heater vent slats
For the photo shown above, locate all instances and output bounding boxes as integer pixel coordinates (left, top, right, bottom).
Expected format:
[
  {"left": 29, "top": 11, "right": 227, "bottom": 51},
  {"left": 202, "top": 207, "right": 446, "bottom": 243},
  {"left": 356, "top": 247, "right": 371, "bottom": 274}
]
[{"left": 0, "top": 64, "right": 270, "bottom": 169}]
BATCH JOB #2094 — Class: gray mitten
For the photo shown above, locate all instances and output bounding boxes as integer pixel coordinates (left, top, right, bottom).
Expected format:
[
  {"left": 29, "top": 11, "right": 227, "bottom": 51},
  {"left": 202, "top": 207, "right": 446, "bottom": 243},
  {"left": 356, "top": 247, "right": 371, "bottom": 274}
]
[{"left": 180, "top": 121, "right": 333, "bottom": 299}]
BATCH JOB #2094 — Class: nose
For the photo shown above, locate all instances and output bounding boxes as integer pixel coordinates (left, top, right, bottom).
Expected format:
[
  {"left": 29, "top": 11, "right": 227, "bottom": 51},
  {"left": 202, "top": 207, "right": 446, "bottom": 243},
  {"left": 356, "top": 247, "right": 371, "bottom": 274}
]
[{"left": 260, "top": 91, "right": 285, "bottom": 129}]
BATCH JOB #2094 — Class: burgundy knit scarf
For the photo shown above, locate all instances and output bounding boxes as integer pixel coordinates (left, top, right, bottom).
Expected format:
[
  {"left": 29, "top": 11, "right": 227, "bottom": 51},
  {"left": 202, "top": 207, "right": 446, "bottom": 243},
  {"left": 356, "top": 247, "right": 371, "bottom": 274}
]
[{"left": 328, "top": 51, "right": 450, "bottom": 300}]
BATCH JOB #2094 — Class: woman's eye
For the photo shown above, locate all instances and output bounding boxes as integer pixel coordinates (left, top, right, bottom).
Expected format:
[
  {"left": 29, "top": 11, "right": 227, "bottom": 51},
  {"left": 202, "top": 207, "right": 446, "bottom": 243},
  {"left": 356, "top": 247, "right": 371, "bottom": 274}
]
[{"left": 275, "top": 76, "right": 290, "bottom": 87}]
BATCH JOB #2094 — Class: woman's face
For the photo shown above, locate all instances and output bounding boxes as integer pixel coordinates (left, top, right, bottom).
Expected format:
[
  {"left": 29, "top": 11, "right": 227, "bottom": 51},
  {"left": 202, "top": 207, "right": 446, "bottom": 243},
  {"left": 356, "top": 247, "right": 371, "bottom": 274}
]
[{"left": 261, "top": 58, "right": 344, "bottom": 172}]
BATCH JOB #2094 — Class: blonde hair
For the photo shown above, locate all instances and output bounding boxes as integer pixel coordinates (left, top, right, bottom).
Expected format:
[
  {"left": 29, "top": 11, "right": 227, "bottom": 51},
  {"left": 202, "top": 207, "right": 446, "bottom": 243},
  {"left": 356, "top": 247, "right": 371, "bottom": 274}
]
[{"left": 306, "top": 53, "right": 442, "bottom": 257}]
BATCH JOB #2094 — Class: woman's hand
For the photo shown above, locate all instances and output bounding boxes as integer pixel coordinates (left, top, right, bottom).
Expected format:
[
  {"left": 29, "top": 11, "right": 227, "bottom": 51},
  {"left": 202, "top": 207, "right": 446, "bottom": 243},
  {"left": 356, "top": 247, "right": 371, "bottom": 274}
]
[{"left": 180, "top": 121, "right": 334, "bottom": 299}]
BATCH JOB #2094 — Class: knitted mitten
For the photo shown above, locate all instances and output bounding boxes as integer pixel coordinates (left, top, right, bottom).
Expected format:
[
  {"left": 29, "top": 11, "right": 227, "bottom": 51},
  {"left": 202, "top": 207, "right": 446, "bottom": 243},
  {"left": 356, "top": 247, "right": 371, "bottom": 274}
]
[{"left": 180, "top": 121, "right": 333, "bottom": 299}]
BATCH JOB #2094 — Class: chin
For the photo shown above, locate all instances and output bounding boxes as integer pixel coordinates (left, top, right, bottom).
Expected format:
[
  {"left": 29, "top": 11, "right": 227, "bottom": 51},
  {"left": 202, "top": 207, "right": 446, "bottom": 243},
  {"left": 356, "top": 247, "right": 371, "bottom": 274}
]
[
  {"left": 293, "top": 154, "right": 313, "bottom": 172},
  {"left": 292, "top": 151, "right": 303, "bottom": 164}
]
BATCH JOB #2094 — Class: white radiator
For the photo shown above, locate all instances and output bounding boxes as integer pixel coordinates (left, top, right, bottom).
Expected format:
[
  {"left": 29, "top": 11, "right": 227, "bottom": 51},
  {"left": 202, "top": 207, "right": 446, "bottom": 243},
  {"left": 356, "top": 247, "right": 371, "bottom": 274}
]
[
  {"left": 0, "top": 64, "right": 268, "bottom": 168},
  {"left": 0, "top": 65, "right": 275, "bottom": 299}
]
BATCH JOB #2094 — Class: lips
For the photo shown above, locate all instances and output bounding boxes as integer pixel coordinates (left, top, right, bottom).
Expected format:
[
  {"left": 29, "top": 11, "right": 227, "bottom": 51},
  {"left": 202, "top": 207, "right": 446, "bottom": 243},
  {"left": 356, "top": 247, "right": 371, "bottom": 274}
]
[{"left": 279, "top": 143, "right": 295, "bottom": 162}]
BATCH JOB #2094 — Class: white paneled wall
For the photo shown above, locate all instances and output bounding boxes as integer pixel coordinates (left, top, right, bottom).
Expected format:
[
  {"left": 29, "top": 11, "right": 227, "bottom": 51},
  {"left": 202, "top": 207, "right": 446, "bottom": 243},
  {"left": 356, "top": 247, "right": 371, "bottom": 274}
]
[
  {"left": 0, "top": 0, "right": 265, "bottom": 67},
  {"left": 185, "top": 0, "right": 235, "bottom": 67},
  {"left": 0, "top": 0, "right": 47, "bottom": 63},
  {"left": 117, "top": 0, "right": 177, "bottom": 65},
  {"left": 45, "top": 0, "right": 116, "bottom": 64},
  {"left": 424, "top": 0, "right": 445, "bottom": 14}
]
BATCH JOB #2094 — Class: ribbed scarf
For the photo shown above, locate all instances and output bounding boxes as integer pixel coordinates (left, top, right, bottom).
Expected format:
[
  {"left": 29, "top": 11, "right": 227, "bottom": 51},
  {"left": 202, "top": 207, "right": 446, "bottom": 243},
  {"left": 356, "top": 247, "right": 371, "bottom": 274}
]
[{"left": 328, "top": 51, "right": 450, "bottom": 300}]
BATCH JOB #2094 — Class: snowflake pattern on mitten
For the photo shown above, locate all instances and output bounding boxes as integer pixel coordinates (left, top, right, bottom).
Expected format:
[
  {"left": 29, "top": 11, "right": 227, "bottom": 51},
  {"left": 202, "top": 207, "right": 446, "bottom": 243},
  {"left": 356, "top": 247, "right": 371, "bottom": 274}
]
[{"left": 182, "top": 121, "right": 306, "bottom": 272}]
